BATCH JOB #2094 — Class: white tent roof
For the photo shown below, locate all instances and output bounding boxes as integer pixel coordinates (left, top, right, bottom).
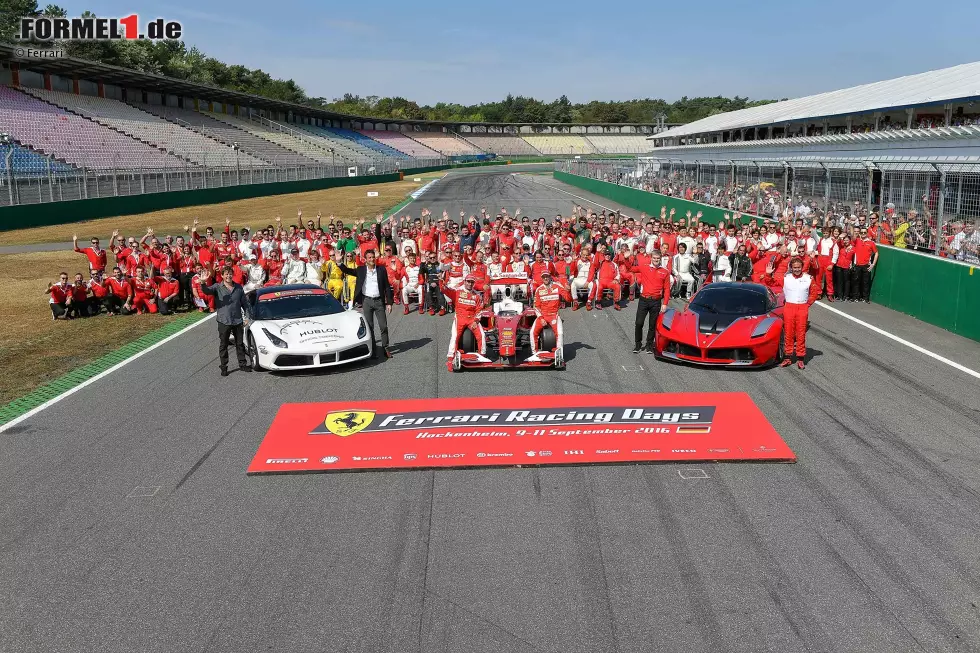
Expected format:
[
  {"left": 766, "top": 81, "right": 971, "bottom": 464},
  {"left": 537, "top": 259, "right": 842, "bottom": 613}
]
[{"left": 656, "top": 61, "right": 980, "bottom": 139}]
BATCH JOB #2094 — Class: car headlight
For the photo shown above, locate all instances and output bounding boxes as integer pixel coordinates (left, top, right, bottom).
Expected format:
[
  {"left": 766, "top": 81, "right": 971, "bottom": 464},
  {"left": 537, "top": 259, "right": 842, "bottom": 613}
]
[
  {"left": 262, "top": 327, "right": 288, "bottom": 348},
  {"left": 357, "top": 318, "right": 367, "bottom": 339}
]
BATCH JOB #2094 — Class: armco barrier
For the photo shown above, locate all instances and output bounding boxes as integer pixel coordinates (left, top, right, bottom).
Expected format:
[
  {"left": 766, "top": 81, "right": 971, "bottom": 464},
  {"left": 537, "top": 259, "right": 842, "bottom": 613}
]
[
  {"left": 0, "top": 173, "right": 399, "bottom": 231},
  {"left": 555, "top": 170, "right": 980, "bottom": 343},
  {"left": 871, "top": 246, "right": 980, "bottom": 342},
  {"left": 0, "top": 159, "right": 555, "bottom": 232},
  {"left": 554, "top": 170, "right": 764, "bottom": 226}
]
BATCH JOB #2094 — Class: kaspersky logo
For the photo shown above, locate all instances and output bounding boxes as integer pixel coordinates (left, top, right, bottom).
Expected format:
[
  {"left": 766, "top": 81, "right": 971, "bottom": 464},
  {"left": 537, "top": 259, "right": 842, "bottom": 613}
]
[{"left": 15, "top": 15, "right": 183, "bottom": 41}]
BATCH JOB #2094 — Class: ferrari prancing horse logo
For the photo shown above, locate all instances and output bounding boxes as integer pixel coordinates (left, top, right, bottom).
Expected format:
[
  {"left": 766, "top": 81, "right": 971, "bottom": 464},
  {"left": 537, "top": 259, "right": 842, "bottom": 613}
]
[{"left": 323, "top": 410, "right": 375, "bottom": 436}]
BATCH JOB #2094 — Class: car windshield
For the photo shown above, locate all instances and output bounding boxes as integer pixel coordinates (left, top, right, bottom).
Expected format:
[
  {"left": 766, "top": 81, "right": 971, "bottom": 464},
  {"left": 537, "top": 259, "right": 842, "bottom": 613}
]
[
  {"left": 690, "top": 287, "right": 767, "bottom": 316},
  {"left": 254, "top": 289, "right": 345, "bottom": 320}
]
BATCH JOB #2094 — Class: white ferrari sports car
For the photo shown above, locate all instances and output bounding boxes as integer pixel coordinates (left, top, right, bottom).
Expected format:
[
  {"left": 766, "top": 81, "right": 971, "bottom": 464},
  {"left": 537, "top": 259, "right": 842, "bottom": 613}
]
[{"left": 244, "top": 284, "right": 372, "bottom": 371}]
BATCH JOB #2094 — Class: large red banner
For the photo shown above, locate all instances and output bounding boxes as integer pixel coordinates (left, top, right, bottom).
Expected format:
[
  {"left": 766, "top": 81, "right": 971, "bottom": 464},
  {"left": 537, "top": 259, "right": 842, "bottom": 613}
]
[{"left": 247, "top": 393, "right": 795, "bottom": 474}]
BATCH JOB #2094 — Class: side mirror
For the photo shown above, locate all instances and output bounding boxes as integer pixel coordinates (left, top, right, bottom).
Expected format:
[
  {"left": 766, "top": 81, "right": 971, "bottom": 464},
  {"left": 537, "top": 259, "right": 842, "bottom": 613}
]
[{"left": 775, "top": 293, "right": 785, "bottom": 308}]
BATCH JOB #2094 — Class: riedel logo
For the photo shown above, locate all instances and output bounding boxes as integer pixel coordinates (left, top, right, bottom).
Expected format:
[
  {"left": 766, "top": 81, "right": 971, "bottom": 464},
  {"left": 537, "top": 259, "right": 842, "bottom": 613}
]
[{"left": 15, "top": 15, "right": 183, "bottom": 41}]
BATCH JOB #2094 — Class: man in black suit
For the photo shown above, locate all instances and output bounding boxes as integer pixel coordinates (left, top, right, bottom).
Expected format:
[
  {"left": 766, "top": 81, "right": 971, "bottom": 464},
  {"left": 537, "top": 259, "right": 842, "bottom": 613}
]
[{"left": 338, "top": 249, "right": 395, "bottom": 359}]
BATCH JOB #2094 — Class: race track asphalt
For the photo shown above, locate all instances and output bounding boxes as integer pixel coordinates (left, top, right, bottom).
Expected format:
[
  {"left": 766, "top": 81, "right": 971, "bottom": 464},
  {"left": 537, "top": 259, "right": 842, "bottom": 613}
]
[{"left": 2, "top": 168, "right": 980, "bottom": 653}]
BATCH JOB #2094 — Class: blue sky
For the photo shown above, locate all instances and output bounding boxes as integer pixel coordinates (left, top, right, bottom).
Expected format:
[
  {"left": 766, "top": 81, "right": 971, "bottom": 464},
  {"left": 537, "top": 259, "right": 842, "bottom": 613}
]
[{"left": 79, "top": 0, "right": 980, "bottom": 105}]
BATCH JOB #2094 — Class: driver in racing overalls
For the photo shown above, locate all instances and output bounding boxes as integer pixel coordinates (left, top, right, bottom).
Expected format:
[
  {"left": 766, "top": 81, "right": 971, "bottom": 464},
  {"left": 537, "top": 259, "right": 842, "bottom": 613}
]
[
  {"left": 527, "top": 270, "right": 571, "bottom": 362},
  {"left": 321, "top": 251, "right": 346, "bottom": 300},
  {"left": 446, "top": 275, "right": 487, "bottom": 370}
]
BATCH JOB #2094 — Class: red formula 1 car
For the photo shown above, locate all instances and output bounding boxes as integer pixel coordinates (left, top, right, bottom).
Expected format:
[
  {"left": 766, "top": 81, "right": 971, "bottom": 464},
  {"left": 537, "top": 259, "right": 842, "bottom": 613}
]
[
  {"left": 451, "top": 274, "right": 565, "bottom": 371},
  {"left": 654, "top": 282, "right": 785, "bottom": 367}
]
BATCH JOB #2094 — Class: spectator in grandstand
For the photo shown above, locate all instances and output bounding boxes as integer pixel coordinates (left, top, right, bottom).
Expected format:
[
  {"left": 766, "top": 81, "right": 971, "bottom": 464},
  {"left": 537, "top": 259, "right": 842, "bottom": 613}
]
[
  {"left": 199, "top": 266, "right": 251, "bottom": 377},
  {"left": 337, "top": 249, "right": 395, "bottom": 359}
]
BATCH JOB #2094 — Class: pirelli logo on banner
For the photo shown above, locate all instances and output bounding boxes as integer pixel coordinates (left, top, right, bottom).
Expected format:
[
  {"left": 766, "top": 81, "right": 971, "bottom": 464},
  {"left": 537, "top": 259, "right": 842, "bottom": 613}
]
[{"left": 311, "top": 406, "right": 716, "bottom": 435}]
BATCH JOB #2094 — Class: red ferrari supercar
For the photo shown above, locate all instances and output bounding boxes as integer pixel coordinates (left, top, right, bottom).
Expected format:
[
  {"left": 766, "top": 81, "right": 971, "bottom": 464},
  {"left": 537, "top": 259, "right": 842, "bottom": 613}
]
[{"left": 655, "top": 282, "right": 785, "bottom": 367}]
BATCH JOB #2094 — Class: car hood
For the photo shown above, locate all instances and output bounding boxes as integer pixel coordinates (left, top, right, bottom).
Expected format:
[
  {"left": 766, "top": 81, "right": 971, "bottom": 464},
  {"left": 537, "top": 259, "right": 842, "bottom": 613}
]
[
  {"left": 665, "top": 309, "right": 775, "bottom": 348},
  {"left": 256, "top": 312, "right": 362, "bottom": 348}
]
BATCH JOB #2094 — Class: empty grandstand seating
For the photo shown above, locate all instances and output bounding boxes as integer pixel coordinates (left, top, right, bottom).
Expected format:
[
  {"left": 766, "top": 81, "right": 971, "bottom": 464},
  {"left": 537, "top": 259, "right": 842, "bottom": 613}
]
[
  {"left": 0, "top": 86, "right": 187, "bottom": 170},
  {"left": 465, "top": 135, "right": 543, "bottom": 156},
  {"left": 409, "top": 132, "right": 484, "bottom": 156},
  {"left": 585, "top": 134, "right": 652, "bottom": 154},
  {"left": 521, "top": 134, "right": 596, "bottom": 155},
  {"left": 204, "top": 112, "right": 336, "bottom": 165},
  {"left": 0, "top": 142, "right": 77, "bottom": 175},
  {"left": 290, "top": 124, "right": 383, "bottom": 163},
  {"left": 135, "top": 104, "right": 315, "bottom": 166},
  {"left": 22, "top": 89, "right": 267, "bottom": 168},
  {"left": 357, "top": 130, "right": 443, "bottom": 158},
  {"left": 319, "top": 127, "right": 410, "bottom": 159}
]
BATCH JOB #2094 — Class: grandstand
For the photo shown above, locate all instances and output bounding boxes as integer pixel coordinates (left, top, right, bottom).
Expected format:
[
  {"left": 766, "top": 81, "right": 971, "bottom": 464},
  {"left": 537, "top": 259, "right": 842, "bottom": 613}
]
[
  {"left": 320, "top": 127, "right": 411, "bottom": 159},
  {"left": 203, "top": 112, "right": 334, "bottom": 165},
  {"left": 0, "top": 141, "right": 76, "bottom": 175},
  {"left": 408, "top": 131, "right": 484, "bottom": 156},
  {"left": 135, "top": 104, "right": 317, "bottom": 167},
  {"left": 585, "top": 134, "right": 651, "bottom": 154},
  {"left": 292, "top": 125, "right": 401, "bottom": 163},
  {"left": 0, "top": 85, "right": 187, "bottom": 170},
  {"left": 522, "top": 134, "right": 596, "bottom": 155},
  {"left": 357, "top": 130, "right": 444, "bottom": 158},
  {"left": 651, "top": 60, "right": 980, "bottom": 154},
  {"left": 22, "top": 88, "right": 267, "bottom": 168},
  {"left": 465, "top": 135, "right": 542, "bottom": 156}
]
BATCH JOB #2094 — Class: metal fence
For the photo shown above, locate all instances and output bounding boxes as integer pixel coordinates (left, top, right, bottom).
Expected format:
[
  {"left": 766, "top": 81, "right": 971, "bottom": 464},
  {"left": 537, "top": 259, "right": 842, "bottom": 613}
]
[
  {"left": 0, "top": 151, "right": 451, "bottom": 208},
  {"left": 557, "top": 157, "right": 980, "bottom": 263}
]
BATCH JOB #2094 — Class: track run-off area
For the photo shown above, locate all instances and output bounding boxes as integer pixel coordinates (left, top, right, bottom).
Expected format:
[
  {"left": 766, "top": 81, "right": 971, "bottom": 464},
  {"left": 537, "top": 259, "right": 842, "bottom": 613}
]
[{"left": 3, "top": 166, "right": 980, "bottom": 653}]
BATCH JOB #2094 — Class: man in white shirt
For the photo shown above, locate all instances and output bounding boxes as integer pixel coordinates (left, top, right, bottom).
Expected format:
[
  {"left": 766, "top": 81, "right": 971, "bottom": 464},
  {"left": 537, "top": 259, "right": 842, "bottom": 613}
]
[{"left": 776, "top": 257, "right": 819, "bottom": 369}]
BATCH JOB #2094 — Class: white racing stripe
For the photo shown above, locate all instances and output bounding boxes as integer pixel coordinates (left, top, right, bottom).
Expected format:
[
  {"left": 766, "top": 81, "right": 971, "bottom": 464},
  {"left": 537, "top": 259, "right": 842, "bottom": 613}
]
[
  {"left": 813, "top": 302, "right": 980, "bottom": 381},
  {"left": 0, "top": 314, "right": 216, "bottom": 434}
]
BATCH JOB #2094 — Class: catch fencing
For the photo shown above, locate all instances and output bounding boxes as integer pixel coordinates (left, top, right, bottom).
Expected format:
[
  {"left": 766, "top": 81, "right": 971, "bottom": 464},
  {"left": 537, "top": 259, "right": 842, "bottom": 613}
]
[
  {"left": 557, "top": 157, "right": 980, "bottom": 262},
  {"left": 0, "top": 151, "right": 449, "bottom": 207}
]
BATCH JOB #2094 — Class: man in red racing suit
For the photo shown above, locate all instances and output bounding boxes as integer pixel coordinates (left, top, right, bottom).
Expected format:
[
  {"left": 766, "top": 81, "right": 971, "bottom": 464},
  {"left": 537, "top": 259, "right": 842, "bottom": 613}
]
[
  {"left": 446, "top": 275, "right": 487, "bottom": 370},
  {"left": 527, "top": 271, "right": 571, "bottom": 362}
]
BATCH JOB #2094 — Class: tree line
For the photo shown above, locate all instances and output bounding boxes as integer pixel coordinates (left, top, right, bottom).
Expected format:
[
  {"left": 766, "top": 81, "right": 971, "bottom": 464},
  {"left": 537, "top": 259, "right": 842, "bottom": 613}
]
[{"left": 3, "top": 2, "right": 779, "bottom": 124}]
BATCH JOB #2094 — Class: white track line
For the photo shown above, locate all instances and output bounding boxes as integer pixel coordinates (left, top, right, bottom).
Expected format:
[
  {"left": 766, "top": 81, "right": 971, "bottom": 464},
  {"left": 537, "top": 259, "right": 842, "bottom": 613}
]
[
  {"left": 813, "top": 302, "right": 980, "bottom": 381},
  {"left": 0, "top": 314, "right": 215, "bottom": 434},
  {"left": 526, "top": 176, "right": 634, "bottom": 218}
]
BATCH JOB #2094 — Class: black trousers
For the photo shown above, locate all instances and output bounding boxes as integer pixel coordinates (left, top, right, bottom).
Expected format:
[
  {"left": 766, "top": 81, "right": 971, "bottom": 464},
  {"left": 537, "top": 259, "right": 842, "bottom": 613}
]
[
  {"left": 853, "top": 265, "right": 871, "bottom": 301},
  {"left": 158, "top": 296, "right": 179, "bottom": 315},
  {"left": 362, "top": 296, "right": 390, "bottom": 352},
  {"left": 834, "top": 266, "right": 851, "bottom": 299},
  {"left": 178, "top": 272, "right": 194, "bottom": 309},
  {"left": 634, "top": 297, "right": 662, "bottom": 350},
  {"left": 217, "top": 322, "right": 249, "bottom": 370},
  {"left": 424, "top": 281, "right": 443, "bottom": 311}
]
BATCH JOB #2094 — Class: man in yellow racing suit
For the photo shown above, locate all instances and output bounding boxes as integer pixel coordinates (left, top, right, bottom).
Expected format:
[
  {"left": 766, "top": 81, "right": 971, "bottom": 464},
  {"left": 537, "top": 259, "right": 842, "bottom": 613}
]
[{"left": 321, "top": 251, "right": 347, "bottom": 300}]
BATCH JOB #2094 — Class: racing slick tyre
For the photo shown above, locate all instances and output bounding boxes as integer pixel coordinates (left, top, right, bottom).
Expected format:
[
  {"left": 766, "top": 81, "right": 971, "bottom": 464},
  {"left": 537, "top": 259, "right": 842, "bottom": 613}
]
[
  {"left": 459, "top": 328, "right": 477, "bottom": 354},
  {"left": 247, "top": 333, "right": 266, "bottom": 372},
  {"left": 771, "top": 329, "right": 785, "bottom": 367},
  {"left": 538, "top": 326, "right": 557, "bottom": 354}
]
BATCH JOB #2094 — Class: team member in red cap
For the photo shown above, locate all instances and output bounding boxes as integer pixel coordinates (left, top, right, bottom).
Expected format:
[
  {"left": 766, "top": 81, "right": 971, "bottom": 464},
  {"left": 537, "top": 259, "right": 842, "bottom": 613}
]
[
  {"left": 446, "top": 275, "right": 486, "bottom": 369},
  {"left": 779, "top": 257, "right": 821, "bottom": 369}
]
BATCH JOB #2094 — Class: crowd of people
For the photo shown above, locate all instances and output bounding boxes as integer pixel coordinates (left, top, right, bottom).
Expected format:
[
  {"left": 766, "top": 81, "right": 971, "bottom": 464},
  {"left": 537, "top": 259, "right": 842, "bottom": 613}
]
[
  {"left": 619, "top": 174, "right": 978, "bottom": 263},
  {"left": 51, "top": 201, "right": 885, "bottom": 324}
]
